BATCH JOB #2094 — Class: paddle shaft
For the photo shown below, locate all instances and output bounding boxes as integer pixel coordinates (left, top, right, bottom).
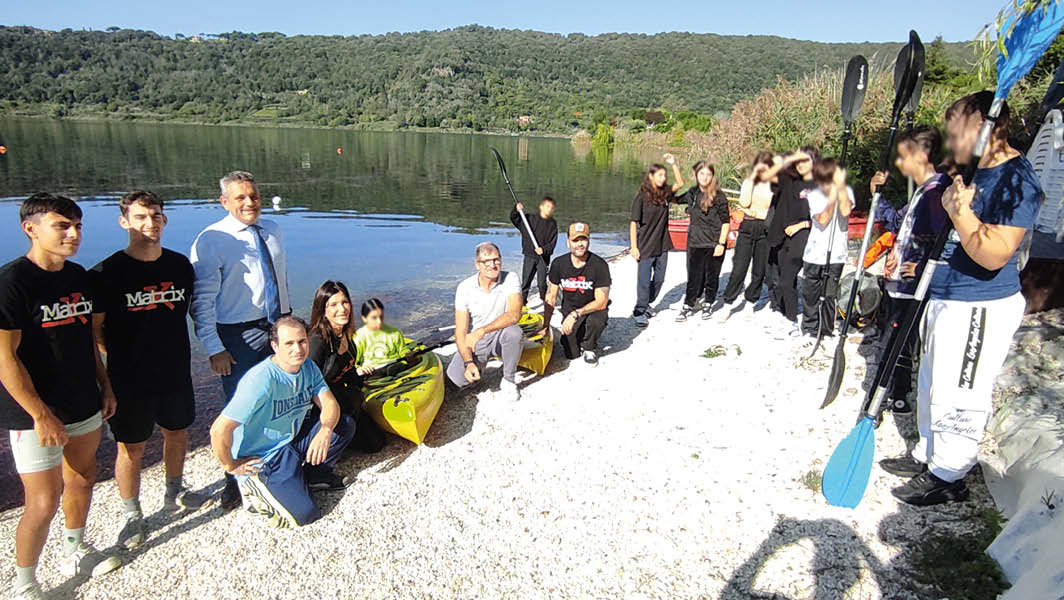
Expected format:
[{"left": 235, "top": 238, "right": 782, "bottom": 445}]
[
  {"left": 860, "top": 222, "right": 953, "bottom": 419},
  {"left": 365, "top": 338, "right": 453, "bottom": 380},
  {"left": 491, "top": 148, "right": 549, "bottom": 269}
]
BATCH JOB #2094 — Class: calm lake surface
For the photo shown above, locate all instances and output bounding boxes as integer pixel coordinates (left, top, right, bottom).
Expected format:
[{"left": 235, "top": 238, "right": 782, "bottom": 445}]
[{"left": 0, "top": 118, "right": 650, "bottom": 337}]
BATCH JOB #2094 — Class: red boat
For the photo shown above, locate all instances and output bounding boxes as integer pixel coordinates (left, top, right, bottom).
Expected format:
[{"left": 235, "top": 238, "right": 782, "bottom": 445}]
[{"left": 668, "top": 210, "right": 878, "bottom": 251}]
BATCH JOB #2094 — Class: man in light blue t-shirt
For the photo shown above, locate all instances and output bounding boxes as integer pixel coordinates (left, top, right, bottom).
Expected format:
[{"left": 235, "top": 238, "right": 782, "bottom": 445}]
[{"left": 209, "top": 316, "right": 355, "bottom": 528}]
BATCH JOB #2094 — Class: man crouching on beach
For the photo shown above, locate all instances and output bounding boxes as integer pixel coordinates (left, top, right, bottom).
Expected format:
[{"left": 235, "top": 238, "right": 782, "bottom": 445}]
[
  {"left": 209, "top": 316, "right": 355, "bottom": 528},
  {"left": 447, "top": 242, "right": 524, "bottom": 402}
]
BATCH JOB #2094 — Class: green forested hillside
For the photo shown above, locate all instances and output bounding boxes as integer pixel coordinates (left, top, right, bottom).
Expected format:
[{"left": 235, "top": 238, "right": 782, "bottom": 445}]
[{"left": 0, "top": 25, "right": 972, "bottom": 132}]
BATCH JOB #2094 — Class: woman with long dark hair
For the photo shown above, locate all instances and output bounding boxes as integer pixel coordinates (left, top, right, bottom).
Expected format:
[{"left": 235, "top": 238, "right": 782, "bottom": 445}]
[
  {"left": 676, "top": 161, "right": 730, "bottom": 321},
  {"left": 630, "top": 153, "right": 685, "bottom": 327},
  {"left": 306, "top": 280, "right": 385, "bottom": 453},
  {"left": 720, "top": 151, "right": 778, "bottom": 314},
  {"left": 766, "top": 146, "right": 819, "bottom": 326}
]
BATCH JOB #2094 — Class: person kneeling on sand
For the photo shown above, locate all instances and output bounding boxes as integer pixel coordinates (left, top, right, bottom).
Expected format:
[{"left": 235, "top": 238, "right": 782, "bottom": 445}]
[
  {"left": 209, "top": 316, "right": 355, "bottom": 528},
  {"left": 541, "top": 222, "right": 611, "bottom": 365},
  {"left": 446, "top": 242, "right": 524, "bottom": 401}
]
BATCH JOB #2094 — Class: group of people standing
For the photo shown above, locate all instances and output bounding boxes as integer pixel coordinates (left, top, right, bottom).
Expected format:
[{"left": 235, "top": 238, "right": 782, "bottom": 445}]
[
  {"left": 626, "top": 90, "right": 1043, "bottom": 507},
  {"left": 0, "top": 88, "right": 1046, "bottom": 598}
]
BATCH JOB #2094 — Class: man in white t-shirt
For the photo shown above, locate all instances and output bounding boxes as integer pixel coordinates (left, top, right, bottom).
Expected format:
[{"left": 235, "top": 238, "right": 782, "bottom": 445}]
[
  {"left": 798, "top": 158, "right": 853, "bottom": 338},
  {"left": 446, "top": 242, "right": 524, "bottom": 401}
]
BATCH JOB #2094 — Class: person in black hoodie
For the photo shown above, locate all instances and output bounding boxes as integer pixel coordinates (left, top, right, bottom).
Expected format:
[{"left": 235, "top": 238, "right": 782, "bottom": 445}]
[
  {"left": 510, "top": 196, "right": 558, "bottom": 306},
  {"left": 676, "top": 161, "right": 731, "bottom": 321},
  {"left": 767, "top": 147, "right": 819, "bottom": 325}
]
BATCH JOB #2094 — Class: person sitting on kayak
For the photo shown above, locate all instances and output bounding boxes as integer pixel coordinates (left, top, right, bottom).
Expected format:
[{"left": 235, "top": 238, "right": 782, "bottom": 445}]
[
  {"left": 446, "top": 242, "right": 524, "bottom": 402},
  {"left": 541, "top": 222, "right": 611, "bottom": 365},
  {"left": 209, "top": 316, "right": 355, "bottom": 528},
  {"left": 510, "top": 196, "right": 558, "bottom": 306},
  {"left": 353, "top": 298, "right": 409, "bottom": 369},
  {"left": 306, "top": 280, "right": 385, "bottom": 454}
]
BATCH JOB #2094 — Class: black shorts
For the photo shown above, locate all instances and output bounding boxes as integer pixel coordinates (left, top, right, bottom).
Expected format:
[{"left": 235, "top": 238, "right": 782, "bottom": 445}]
[{"left": 109, "top": 383, "right": 196, "bottom": 444}]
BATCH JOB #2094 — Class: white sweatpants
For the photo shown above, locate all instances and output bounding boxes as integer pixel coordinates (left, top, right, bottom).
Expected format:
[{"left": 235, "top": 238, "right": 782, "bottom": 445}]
[{"left": 911, "top": 292, "right": 1025, "bottom": 482}]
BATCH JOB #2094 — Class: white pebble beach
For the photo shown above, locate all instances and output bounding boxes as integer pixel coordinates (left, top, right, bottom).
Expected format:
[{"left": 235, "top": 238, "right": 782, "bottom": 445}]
[{"left": 0, "top": 251, "right": 1003, "bottom": 599}]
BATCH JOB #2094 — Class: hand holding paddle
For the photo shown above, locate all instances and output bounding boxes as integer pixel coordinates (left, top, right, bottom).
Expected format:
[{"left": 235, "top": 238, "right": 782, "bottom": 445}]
[
  {"left": 822, "top": 9, "right": 1064, "bottom": 509},
  {"left": 491, "top": 147, "right": 548, "bottom": 271}
]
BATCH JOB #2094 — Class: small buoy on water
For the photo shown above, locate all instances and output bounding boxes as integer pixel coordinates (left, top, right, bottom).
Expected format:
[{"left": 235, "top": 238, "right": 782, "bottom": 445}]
[
  {"left": 271, "top": 195, "right": 282, "bottom": 206},
  {"left": 336, "top": 147, "right": 343, "bottom": 155}
]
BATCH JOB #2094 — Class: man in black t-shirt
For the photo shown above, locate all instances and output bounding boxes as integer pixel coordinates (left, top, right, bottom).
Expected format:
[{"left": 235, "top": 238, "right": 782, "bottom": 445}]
[
  {"left": 90, "top": 190, "right": 207, "bottom": 550},
  {"left": 542, "top": 222, "right": 612, "bottom": 365},
  {"left": 510, "top": 196, "right": 559, "bottom": 306},
  {"left": 0, "top": 194, "right": 122, "bottom": 598}
]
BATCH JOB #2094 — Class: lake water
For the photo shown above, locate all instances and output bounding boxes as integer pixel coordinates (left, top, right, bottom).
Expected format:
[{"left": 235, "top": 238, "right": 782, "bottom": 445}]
[{"left": 0, "top": 118, "right": 649, "bottom": 337}]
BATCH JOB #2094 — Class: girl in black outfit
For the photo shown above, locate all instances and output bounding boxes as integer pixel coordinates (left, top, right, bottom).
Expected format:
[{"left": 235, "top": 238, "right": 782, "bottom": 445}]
[
  {"left": 306, "top": 280, "right": 386, "bottom": 453},
  {"left": 676, "top": 161, "right": 731, "bottom": 321},
  {"left": 767, "top": 147, "right": 819, "bottom": 324},
  {"left": 629, "top": 153, "right": 685, "bottom": 326}
]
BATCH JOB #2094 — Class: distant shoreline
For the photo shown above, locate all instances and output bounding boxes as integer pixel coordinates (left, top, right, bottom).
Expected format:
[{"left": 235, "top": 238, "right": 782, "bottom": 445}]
[{"left": 0, "top": 111, "right": 574, "bottom": 140}]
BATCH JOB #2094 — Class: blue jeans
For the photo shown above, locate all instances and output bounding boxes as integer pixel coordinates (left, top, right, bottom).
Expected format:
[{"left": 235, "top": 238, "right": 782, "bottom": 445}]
[
  {"left": 634, "top": 253, "right": 669, "bottom": 315},
  {"left": 256, "top": 414, "right": 356, "bottom": 526},
  {"left": 217, "top": 320, "right": 272, "bottom": 401}
]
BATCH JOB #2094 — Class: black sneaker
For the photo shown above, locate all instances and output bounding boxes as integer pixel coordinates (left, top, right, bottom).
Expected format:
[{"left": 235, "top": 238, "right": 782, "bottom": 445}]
[
  {"left": 582, "top": 350, "right": 599, "bottom": 366},
  {"left": 879, "top": 455, "right": 928, "bottom": 478},
  {"left": 220, "top": 475, "right": 242, "bottom": 511},
  {"left": 676, "top": 306, "right": 694, "bottom": 322},
  {"left": 891, "top": 471, "right": 969, "bottom": 506},
  {"left": 306, "top": 468, "right": 352, "bottom": 491},
  {"left": 884, "top": 398, "right": 913, "bottom": 414}
]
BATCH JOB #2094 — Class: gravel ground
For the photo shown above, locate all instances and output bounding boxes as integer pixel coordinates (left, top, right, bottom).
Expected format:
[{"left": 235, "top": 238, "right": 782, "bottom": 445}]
[{"left": 0, "top": 250, "right": 1001, "bottom": 599}]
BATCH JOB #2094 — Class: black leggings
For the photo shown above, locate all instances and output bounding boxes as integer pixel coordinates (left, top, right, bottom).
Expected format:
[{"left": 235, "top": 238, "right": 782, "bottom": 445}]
[
  {"left": 774, "top": 229, "right": 809, "bottom": 321},
  {"left": 723, "top": 217, "right": 769, "bottom": 303},
  {"left": 684, "top": 247, "right": 726, "bottom": 307}
]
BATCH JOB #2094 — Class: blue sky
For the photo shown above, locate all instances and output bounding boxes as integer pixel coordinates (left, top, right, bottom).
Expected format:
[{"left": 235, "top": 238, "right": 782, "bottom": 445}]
[{"left": 5, "top": 0, "right": 1007, "bottom": 43}]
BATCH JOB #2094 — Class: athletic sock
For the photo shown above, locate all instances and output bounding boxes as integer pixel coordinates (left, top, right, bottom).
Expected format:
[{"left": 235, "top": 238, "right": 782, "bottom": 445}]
[
  {"left": 165, "top": 476, "right": 183, "bottom": 501},
  {"left": 15, "top": 565, "right": 37, "bottom": 589},
  {"left": 62, "top": 527, "right": 84, "bottom": 555},
  {"left": 122, "top": 496, "right": 142, "bottom": 515}
]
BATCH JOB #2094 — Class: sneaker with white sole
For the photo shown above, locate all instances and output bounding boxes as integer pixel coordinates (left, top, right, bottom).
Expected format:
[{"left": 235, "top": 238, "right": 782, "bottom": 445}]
[
  {"left": 59, "top": 543, "right": 122, "bottom": 578},
  {"left": 676, "top": 306, "right": 694, "bottom": 322},
  {"left": 496, "top": 378, "right": 520, "bottom": 402},
  {"left": 582, "top": 350, "right": 599, "bottom": 366},
  {"left": 634, "top": 313, "right": 649, "bottom": 328},
  {"left": 12, "top": 583, "right": 45, "bottom": 600},
  {"left": 239, "top": 475, "right": 300, "bottom": 529},
  {"left": 116, "top": 511, "right": 145, "bottom": 549},
  {"left": 163, "top": 488, "right": 209, "bottom": 513}
]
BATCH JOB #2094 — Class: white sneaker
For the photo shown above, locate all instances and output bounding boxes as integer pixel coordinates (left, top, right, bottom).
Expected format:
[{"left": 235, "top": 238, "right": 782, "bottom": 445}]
[
  {"left": 12, "top": 583, "right": 45, "bottom": 600},
  {"left": 496, "top": 378, "right": 520, "bottom": 402},
  {"left": 117, "top": 511, "right": 145, "bottom": 549},
  {"left": 59, "top": 542, "right": 122, "bottom": 578}
]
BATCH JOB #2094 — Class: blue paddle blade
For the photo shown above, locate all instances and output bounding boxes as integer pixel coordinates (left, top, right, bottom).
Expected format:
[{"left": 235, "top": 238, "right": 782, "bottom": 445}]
[
  {"left": 822, "top": 416, "right": 876, "bottom": 508},
  {"left": 996, "top": 3, "right": 1064, "bottom": 100}
]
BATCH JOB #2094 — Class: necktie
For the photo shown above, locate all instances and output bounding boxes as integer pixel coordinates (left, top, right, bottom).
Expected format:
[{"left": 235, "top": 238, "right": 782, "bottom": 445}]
[{"left": 250, "top": 224, "right": 282, "bottom": 322}]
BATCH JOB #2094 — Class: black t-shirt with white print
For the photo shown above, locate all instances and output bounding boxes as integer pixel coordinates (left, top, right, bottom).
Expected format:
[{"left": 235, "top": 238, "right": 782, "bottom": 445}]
[
  {"left": 548, "top": 252, "right": 612, "bottom": 315},
  {"left": 90, "top": 248, "right": 195, "bottom": 398},
  {"left": 0, "top": 257, "right": 101, "bottom": 430}
]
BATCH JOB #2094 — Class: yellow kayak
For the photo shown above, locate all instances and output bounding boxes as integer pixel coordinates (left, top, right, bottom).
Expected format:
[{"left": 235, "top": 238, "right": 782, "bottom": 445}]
[
  {"left": 517, "top": 308, "right": 553, "bottom": 376},
  {"left": 361, "top": 340, "right": 444, "bottom": 445}
]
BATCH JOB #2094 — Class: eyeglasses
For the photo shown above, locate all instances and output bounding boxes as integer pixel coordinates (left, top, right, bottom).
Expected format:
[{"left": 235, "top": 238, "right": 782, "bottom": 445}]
[{"left": 477, "top": 258, "right": 502, "bottom": 265}]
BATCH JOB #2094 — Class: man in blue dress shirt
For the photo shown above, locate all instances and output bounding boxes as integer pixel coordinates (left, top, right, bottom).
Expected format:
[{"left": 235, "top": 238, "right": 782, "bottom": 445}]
[{"left": 190, "top": 170, "right": 292, "bottom": 510}]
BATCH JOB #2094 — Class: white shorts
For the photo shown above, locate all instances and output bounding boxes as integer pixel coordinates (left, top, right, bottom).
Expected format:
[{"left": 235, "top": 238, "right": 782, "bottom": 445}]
[{"left": 8, "top": 412, "right": 102, "bottom": 474}]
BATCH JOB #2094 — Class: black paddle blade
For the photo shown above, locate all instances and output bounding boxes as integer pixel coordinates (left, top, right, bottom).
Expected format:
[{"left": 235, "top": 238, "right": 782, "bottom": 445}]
[
  {"left": 904, "top": 32, "right": 926, "bottom": 116},
  {"left": 889, "top": 35, "right": 919, "bottom": 123},
  {"left": 821, "top": 339, "right": 847, "bottom": 409},
  {"left": 1040, "top": 55, "right": 1064, "bottom": 116},
  {"left": 489, "top": 147, "right": 511, "bottom": 183},
  {"left": 841, "top": 55, "right": 869, "bottom": 126}
]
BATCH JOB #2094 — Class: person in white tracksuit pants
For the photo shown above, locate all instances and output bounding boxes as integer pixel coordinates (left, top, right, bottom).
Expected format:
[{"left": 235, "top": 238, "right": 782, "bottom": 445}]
[{"left": 880, "top": 91, "right": 1043, "bottom": 507}]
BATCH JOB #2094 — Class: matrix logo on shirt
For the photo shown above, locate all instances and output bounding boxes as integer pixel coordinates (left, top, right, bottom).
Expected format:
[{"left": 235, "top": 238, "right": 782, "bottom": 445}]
[
  {"left": 126, "top": 282, "right": 186, "bottom": 311},
  {"left": 560, "top": 276, "right": 594, "bottom": 294},
  {"left": 40, "top": 293, "right": 92, "bottom": 328}
]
